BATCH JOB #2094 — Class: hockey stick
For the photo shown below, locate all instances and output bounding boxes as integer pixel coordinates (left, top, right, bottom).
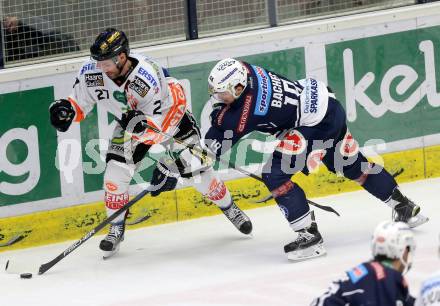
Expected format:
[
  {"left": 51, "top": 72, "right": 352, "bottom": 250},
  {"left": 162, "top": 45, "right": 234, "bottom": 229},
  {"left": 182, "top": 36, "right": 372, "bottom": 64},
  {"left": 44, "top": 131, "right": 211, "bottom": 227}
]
[
  {"left": 0, "top": 233, "right": 28, "bottom": 247},
  {"left": 37, "top": 188, "right": 152, "bottom": 275},
  {"left": 123, "top": 118, "right": 340, "bottom": 216},
  {"left": 253, "top": 168, "right": 405, "bottom": 204},
  {"left": 126, "top": 213, "right": 152, "bottom": 226}
]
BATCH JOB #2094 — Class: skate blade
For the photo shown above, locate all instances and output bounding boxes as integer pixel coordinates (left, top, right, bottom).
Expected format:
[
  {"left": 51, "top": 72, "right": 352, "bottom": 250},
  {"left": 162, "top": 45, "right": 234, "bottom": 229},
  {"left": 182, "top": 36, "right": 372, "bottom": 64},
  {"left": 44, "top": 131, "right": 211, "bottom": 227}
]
[
  {"left": 286, "top": 244, "right": 327, "bottom": 262},
  {"left": 407, "top": 214, "right": 429, "bottom": 228},
  {"left": 102, "top": 244, "right": 120, "bottom": 260}
]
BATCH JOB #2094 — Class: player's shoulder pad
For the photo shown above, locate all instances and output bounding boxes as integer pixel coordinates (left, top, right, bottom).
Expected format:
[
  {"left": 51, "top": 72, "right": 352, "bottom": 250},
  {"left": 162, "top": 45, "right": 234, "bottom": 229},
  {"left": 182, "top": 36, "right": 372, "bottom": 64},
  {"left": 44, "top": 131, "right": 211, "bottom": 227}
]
[
  {"left": 132, "top": 58, "right": 160, "bottom": 89},
  {"left": 134, "top": 53, "right": 164, "bottom": 74},
  {"left": 347, "top": 264, "right": 369, "bottom": 284}
]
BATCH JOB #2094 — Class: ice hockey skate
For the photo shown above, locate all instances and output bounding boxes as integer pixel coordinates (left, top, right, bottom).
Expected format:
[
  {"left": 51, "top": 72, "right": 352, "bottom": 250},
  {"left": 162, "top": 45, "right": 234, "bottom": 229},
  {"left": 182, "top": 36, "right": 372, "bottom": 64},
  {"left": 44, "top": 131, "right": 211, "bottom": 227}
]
[
  {"left": 284, "top": 214, "right": 326, "bottom": 261},
  {"left": 99, "top": 222, "right": 125, "bottom": 259},
  {"left": 221, "top": 201, "right": 253, "bottom": 235},
  {"left": 390, "top": 188, "right": 429, "bottom": 228}
]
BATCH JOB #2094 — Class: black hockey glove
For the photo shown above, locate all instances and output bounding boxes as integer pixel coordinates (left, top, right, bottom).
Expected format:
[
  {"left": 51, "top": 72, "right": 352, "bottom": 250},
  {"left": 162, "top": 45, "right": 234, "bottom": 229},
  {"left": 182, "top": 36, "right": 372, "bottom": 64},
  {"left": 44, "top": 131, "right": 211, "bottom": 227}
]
[
  {"left": 119, "top": 110, "right": 148, "bottom": 134},
  {"left": 209, "top": 102, "right": 226, "bottom": 126},
  {"left": 49, "top": 99, "right": 75, "bottom": 132},
  {"left": 150, "top": 158, "right": 181, "bottom": 197}
]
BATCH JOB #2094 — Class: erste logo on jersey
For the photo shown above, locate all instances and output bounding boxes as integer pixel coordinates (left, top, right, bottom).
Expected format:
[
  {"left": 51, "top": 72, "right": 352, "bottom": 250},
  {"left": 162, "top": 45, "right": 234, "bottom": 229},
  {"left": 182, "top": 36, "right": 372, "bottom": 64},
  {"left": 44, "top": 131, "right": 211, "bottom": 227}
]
[
  {"left": 129, "top": 76, "right": 150, "bottom": 97},
  {"left": 85, "top": 73, "right": 104, "bottom": 87},
  {"left": 252, "top": 65, "right": 272, "bottom": 116},
  {"left": 80, "top": 63, "right": 95, "bottom": 75},
  {"left": 138, "top": 67, "right": 158, "bottom": 87}
]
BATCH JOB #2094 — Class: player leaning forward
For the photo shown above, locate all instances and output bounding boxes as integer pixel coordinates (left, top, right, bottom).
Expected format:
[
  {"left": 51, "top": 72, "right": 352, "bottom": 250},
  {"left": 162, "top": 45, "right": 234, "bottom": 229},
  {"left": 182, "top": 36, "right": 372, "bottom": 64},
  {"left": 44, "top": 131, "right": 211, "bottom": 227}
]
[
  {"left": 204, "top": 58, "right": 428, "bottom": 261},
  {"left": 48, "top": 29, "right": 252, "bottom": 258}
]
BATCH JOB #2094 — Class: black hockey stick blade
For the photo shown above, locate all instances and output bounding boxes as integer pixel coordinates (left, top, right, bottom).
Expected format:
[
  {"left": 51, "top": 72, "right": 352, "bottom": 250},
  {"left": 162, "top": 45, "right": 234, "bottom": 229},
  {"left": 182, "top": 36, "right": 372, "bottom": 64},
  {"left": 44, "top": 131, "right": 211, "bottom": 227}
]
[
  {"left": 38, "top": 188, "right": 152, "bottom": 275},
  {"left": 253, "top": 168, "right": 405, "bottom": 212},
  {"left": 392, "top": 168, "right": 404, "bottom": 178},
  {"left": 252, "top": 193, "right": 340, "bottom": 216},
  {"left": 126, "top": 215, "right": 151, "bottom": 226},
  {"left": 0, "top": 233, "right": 27, "bottom": 247},
  {"left": 188, "top": 144, "right": 341, "bottom": 215},
  {"left": 252, "top": 194, "right": 274, "bottom": 204},
  {"left": 308, "top": 199, "right": 340, "bottom": 216}
]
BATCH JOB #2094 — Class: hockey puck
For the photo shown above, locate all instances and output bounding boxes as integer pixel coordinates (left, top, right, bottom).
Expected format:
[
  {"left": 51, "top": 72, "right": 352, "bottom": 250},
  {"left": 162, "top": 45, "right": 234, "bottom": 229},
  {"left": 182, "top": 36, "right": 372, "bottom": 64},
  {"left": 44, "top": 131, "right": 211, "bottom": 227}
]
[{"left": 20, "top": 273, "right": 32, "bottom": 279}]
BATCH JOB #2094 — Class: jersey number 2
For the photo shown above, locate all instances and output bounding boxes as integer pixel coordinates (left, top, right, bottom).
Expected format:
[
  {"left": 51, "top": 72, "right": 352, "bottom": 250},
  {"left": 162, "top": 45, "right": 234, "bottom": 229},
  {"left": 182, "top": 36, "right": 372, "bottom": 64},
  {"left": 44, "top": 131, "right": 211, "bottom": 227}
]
[{"left": 153, "top": 100, "right": 161, "bottom": 115}]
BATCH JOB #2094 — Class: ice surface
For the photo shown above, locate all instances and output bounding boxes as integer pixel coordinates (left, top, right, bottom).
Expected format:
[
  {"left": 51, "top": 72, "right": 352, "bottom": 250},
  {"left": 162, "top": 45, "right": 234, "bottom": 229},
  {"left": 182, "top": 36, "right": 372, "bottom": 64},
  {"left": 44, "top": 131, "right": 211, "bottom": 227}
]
[{"left": 1, "top": 178, "right": 439, "bottom": 306}]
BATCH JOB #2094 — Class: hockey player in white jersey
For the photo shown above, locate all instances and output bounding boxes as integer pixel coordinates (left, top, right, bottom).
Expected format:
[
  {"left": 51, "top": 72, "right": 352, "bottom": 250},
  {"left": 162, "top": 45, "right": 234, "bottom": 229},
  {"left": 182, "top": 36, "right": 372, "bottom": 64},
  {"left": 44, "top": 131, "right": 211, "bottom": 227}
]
[
  {"left": 415, "top": 234, "right": 440, "bottom": 306},
  {"left": 49, "top": 28, "right": 252, "bottom": 258}
]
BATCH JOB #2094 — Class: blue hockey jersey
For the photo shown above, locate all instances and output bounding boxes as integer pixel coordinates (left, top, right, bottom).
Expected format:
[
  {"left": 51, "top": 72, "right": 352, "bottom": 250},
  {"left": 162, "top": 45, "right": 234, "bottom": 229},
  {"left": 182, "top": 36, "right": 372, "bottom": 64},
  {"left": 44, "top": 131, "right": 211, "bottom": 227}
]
[
  {"left": 205, "top": 61, "right": 330, "bottom": 156},
  {"left": 311, "top": 261, "right": 415, "bottom": 306}
]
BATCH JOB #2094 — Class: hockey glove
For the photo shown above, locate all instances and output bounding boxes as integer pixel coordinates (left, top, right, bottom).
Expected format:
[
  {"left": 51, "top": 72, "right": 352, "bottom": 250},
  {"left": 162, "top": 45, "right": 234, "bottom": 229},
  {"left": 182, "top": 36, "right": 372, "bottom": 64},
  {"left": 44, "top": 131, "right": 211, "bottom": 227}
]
[
  {"left": 209, "top": 102, "right": 228, "bottom": 127},
  {"left": 49, "top": 99, "right": 75, "bottom": 132},
  {"left": 150, "top": 158, "right": 180, "bottom": 197},
  {"left": 119, "top": 110, "right": 148, "bottom": 134}
]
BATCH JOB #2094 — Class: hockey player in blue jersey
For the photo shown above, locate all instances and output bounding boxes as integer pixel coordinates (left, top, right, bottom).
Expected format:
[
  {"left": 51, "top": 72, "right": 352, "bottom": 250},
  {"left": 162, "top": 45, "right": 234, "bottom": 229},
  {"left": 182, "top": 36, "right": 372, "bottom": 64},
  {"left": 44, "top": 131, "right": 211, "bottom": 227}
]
[
  {"left": 203, "top": 58, "right": 428, "bottom": 261},
  {"left": 311, "top": 220, "right": 416, "bottom": 306}
]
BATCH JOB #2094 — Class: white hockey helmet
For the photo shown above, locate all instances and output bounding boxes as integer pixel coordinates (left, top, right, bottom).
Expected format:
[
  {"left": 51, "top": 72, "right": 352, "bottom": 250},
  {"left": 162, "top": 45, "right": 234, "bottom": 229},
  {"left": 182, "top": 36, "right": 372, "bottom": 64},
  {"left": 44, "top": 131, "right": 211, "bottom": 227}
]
[
  {"left": 208, "top": 58, "right": 247, "bottom": 99},
  {"left": 371, "top": 221, "right": 415, "bottom": 272}
]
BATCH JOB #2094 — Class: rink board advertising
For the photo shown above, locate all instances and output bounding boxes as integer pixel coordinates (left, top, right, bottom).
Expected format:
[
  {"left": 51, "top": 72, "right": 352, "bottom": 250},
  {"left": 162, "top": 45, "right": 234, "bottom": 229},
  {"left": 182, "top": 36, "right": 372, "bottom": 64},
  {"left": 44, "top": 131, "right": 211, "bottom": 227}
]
[{"left": 0, "top": 12, "right": 440, "bottom": 250}]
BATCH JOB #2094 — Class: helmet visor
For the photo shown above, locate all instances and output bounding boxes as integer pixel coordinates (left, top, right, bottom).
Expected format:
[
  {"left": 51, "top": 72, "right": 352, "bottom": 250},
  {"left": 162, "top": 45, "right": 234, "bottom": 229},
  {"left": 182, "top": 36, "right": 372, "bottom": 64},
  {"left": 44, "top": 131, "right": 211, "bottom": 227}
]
[
  {"left": 208, "top": 83, "right": 217, "bottom": 96},
  {"left": 208, "top": 83, "right": 231, "bottom": 101},
  {"left": 212, "top": 92, "right": 232, "bottom": 102}
]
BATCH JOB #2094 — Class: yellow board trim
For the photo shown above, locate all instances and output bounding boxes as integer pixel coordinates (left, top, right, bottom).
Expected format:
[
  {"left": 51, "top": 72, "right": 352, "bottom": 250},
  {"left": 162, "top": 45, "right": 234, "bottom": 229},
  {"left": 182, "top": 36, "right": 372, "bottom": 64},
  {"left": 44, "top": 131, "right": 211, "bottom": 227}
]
[{"left": 1, "top": 144, "right": 439, "bottom": 252}]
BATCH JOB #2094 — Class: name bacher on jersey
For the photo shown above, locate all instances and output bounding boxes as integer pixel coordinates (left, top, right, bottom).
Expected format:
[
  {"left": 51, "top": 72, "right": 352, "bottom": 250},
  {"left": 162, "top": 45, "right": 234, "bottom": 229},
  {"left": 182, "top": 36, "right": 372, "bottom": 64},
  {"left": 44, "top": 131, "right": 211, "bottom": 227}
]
[{"left": 211, "top": 62, "right": 330, "bottom": 140}]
